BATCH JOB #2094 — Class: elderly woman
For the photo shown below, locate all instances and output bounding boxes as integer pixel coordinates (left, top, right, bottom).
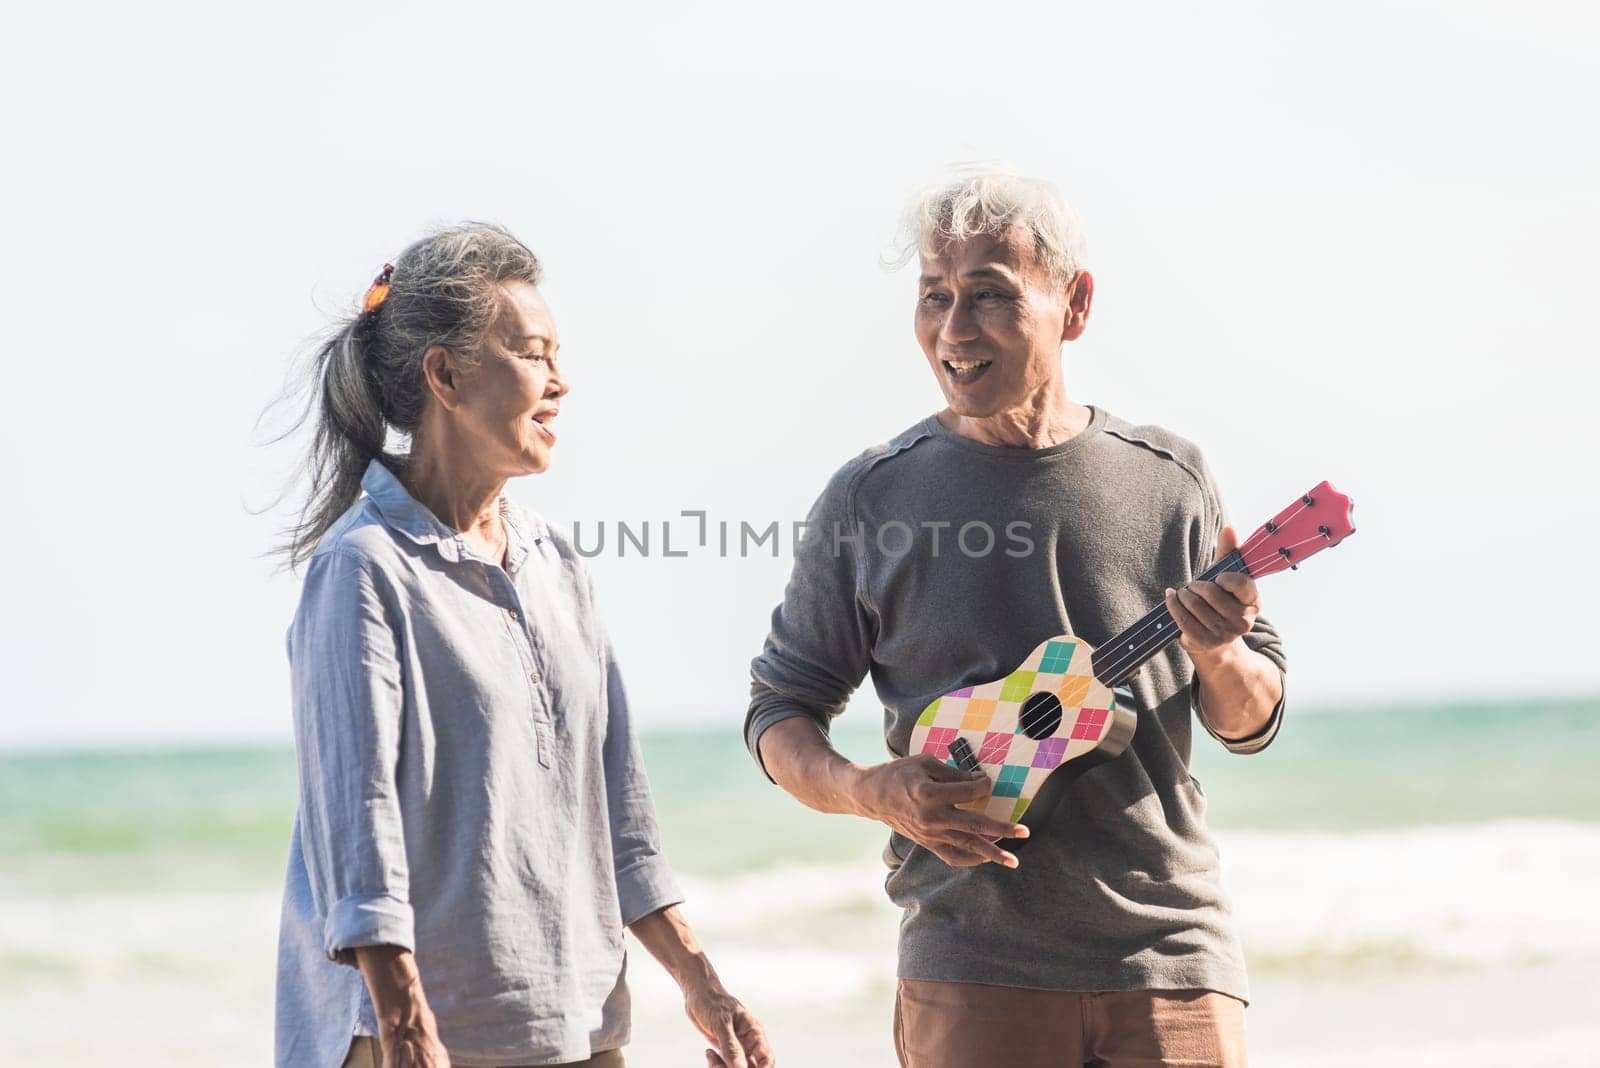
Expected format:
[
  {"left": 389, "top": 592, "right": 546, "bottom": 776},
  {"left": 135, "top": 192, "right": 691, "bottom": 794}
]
[{"left": 273, "top": 224, "right": 771, "bottom": 1068}]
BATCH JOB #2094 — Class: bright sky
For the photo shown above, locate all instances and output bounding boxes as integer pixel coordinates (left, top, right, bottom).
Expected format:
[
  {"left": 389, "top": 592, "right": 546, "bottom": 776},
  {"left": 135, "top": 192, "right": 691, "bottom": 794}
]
[{"left": 2, "top": 1, "right": 1595, "bottom": 747}]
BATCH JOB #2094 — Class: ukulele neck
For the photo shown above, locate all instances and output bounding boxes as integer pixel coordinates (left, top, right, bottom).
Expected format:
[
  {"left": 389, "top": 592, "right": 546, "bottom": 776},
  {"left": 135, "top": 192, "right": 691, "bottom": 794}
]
[{"left": 1088, "top": 550, "right": 1251, "bottom": 690}]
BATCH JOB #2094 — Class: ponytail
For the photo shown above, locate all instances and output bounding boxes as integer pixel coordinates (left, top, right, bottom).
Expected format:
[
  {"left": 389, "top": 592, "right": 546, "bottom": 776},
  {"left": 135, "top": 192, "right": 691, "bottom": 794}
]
[{"left": 256, "top": 221, "right": 543, "bottom": 573}]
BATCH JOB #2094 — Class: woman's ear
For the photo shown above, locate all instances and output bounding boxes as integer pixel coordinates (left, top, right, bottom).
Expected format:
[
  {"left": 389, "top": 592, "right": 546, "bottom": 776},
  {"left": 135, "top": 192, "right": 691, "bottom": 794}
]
[{"left": 420, "top": 345, "right": 464, "bottom": 410}]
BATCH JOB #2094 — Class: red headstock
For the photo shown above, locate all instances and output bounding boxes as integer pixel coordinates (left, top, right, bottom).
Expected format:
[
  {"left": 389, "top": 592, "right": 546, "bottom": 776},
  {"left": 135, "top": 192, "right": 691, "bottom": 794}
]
[{"left": 1238, "top": 481, "right": 1355, "bottom": 579}]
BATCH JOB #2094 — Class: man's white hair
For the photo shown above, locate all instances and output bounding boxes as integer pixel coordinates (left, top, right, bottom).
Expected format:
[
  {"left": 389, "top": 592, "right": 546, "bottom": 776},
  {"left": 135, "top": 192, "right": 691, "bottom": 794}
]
[{"left": 890, "top": 162, "right": 1087, "bottom": 286}]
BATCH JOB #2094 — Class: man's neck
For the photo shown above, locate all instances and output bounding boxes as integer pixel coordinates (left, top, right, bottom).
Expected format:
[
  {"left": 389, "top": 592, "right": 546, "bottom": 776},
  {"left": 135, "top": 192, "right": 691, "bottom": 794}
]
[{"left": 939, "top": 393, "right": 1093, "bottom": 449}]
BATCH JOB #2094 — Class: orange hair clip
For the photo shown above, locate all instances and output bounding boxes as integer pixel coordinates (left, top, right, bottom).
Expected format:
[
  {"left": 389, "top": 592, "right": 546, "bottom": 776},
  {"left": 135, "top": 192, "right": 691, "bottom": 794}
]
[{"left": 363, "top": 263, "right": 395, "bottom": 314}]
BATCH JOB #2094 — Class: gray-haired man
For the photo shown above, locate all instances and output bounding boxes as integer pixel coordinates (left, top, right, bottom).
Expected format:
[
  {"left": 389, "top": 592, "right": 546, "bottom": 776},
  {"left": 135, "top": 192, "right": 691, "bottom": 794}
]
[{"left": 745, "top": 165, "right": 1285, "bottom": 1068}]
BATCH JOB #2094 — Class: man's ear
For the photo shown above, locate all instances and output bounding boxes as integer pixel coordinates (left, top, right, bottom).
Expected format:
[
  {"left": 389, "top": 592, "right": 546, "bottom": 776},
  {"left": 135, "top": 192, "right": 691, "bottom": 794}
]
[
  {"left": 420, "top": 345, "right": 463, "bottom": 410},
  {"left": 1061, "top": 270, "right": 1094, "bottom": 342}
]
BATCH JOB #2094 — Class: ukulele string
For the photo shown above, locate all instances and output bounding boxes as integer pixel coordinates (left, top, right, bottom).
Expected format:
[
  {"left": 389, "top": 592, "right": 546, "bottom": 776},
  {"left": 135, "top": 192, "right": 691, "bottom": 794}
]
[
  {"left": 1090, "top": 531, "right": 1327, "bottom": 685},
  {"left": 959, "top": 509, "right": 1330, "bottom": 725},
  {"left": 1089, "top": 509, "right": 1310, "bottom": 682}
]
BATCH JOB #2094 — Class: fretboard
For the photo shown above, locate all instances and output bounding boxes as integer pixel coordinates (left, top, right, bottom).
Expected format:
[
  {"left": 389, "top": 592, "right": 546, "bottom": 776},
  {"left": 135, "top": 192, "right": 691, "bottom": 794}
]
[{"left": 1088, "top": 550, "right": 1250, "bottom": 689}]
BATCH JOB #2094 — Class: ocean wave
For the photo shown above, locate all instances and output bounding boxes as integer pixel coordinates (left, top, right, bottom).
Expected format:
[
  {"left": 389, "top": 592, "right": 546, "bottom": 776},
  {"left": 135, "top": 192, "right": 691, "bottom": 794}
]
[
  {"left": 1220, "top": 819, "right": 1600, "bottom": 971},
  {"left": 674, "top": 819, "right": 1600, "bottom": 975},
  {"left": 5, "top": 820, "right": 1594, "bottom": 992}
]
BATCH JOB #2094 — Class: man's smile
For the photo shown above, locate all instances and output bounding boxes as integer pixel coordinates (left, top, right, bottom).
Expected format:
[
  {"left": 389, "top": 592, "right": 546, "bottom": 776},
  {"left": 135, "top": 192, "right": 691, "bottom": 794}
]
[{"left": 942, "top": 358, "right": 993, "bottom": 385}]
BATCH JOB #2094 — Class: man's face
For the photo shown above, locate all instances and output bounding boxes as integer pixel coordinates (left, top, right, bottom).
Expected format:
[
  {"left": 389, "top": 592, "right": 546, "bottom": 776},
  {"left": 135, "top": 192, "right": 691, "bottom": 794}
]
[{"left": 914, "top": 224, "right": 1090, "bottom": 419}]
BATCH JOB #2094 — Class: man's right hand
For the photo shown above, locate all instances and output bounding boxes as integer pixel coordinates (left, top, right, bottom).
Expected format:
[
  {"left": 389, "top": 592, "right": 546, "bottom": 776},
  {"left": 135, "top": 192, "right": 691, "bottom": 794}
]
[{"left": 850, "top": 754, "right": 1028, "bottom": 868}]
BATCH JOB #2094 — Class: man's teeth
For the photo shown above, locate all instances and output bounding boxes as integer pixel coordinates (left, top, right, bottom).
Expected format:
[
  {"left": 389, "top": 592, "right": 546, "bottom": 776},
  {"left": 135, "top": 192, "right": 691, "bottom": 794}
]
[{"left": 945, "top": 359, "right": 991, "bottom": 371}]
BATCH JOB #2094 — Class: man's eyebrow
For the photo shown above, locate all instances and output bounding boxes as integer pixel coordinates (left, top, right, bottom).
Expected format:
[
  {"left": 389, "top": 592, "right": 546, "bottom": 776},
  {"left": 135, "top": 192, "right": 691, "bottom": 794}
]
[
  {"left": 960, "top": 266, "right": 1019, "bottom": 283},
  {"left": 919, "top": 267, "right": 1020, "bottom": 286}
]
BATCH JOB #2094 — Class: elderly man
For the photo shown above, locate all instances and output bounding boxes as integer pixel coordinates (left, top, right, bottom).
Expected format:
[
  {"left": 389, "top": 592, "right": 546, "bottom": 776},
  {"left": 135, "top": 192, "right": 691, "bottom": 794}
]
[{"left": 745, "top": 165, "right": 1285, "bottom": 1068}]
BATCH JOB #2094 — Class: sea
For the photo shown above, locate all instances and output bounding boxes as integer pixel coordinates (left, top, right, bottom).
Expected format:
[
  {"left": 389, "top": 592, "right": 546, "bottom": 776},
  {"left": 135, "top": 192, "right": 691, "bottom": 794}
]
[{"left": 3, "top": 696, "right": 1597, "bottom": 1066}]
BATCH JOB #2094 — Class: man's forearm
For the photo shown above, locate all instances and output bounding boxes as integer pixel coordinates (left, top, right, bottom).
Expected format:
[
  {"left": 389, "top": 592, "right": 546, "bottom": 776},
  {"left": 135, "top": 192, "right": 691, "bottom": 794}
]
[
  {"left": 755, "top": 715, "right": 868, "bottom": 816},
  {"left": 1191, "top": 638, "right": 1283, "bottom": 740}
]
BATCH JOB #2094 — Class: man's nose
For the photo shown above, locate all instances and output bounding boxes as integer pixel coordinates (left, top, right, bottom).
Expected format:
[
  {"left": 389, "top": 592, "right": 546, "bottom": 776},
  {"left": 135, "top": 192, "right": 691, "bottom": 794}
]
[{"left": 939, "top": 296, "right": 980, "bottom": 344}]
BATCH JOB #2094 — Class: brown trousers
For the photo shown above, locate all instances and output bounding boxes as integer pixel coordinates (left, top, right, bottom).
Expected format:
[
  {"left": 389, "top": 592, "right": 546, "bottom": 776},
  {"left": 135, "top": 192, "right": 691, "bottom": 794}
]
[
  {"left": 894, "top": 979, "right": 1247, "bottom": 1068},
  {"left": 340, "top": 1036, "right": 625, "bottom": 1068}
]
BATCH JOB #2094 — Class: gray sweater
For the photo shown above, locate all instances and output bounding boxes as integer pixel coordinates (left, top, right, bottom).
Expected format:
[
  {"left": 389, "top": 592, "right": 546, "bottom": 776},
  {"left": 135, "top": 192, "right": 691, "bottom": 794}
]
[{"left": 745, "top": 407, "right": 1286, "bottom": 1000}]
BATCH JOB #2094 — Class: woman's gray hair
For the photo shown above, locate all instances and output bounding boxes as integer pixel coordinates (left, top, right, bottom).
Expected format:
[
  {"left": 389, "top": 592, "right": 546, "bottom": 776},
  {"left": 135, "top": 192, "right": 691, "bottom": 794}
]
[
  {"left": 888, "top": 162, "right": 1087, "bottom": 286},
  {"left": 259, "top": 222, "right": 542, "bottom": 572}
]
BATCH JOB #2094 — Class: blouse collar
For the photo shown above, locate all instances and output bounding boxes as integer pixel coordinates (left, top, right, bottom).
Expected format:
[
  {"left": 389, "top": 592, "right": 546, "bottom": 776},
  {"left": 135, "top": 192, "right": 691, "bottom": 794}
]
[{"left": 360, "top": 457, "right": 544, "bottom": 573}]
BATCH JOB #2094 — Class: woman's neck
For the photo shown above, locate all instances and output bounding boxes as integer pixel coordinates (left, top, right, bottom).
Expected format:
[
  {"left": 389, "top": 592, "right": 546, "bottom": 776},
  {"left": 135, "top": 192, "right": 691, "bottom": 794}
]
[{"left": 393, "top": 448, "right": 506, "bottom": 545}]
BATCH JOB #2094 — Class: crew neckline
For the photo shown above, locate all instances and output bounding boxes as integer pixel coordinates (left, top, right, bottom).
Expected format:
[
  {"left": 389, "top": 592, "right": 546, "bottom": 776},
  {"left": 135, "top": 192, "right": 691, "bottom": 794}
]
[{"left": 921, "top": 405, "right": 1108, "bottom": 460}]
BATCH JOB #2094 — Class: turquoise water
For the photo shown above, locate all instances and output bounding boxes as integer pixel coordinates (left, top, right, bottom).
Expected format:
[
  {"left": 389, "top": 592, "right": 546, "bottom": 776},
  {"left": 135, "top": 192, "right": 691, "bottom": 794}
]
[
  {"left": 4, "top": 696, "right": 1599, "bottom": 1066},
  {"left": 2, "top": 696, "right": 1594, "bottom": 891}
]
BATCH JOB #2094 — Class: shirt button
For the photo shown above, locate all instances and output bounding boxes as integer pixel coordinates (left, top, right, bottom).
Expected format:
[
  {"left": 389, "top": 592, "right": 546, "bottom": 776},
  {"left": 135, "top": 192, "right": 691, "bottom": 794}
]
[
  {"left": 529, "top": 671, "right": 541, "bottom": 684},
  {"left": 508, "top": 609, "right": 521, "bottom": 621}
]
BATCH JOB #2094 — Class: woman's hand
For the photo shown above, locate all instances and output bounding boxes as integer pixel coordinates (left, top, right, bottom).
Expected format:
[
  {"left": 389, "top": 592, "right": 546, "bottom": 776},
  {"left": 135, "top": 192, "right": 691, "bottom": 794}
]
[
  {"left": 683, "top": 972, "right": 773, "bottom": 1068},
  {"left": 628, "top": 905, "right": 775, "bottom": 1067},
  {"left": 378, "top": 1024, "right": 451, "bottom": 1068},
  {"left": 354, "top": 945, "right": 452, "bottom": 1068}
]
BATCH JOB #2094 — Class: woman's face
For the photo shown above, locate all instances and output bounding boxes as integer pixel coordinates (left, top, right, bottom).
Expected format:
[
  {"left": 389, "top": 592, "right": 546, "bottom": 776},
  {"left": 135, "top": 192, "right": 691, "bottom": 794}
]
[{"left": 452, "top": 280, "right": 567, "bottom": 476}]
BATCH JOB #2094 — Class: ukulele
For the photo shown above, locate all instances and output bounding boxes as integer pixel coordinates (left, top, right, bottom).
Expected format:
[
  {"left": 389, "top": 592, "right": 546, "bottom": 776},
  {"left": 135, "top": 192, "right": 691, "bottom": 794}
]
[{"left": 907, "top": 481, "right": 1355, "bottom": 842}]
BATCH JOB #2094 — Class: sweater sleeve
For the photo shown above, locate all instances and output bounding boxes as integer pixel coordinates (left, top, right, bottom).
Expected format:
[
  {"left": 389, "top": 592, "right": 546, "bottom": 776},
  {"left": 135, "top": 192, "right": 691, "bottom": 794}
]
[{"left": 744, "top": 461, "right": 878, "bottom": 780}]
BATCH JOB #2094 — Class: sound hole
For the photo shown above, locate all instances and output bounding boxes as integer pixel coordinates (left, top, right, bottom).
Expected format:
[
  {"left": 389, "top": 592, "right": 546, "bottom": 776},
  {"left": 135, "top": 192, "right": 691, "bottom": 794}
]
[{"left": 1019, "top": 692, "right": 1063, "bottom": 740}]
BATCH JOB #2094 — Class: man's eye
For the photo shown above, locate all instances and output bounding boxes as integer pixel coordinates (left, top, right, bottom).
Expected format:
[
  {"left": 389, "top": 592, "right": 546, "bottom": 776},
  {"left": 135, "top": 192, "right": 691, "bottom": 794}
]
[
  {"left": 976, "top": 289, "right": 1009, "bottom": 301},
  {"left": 920, "top": 292, "right": 950, "bottom": 305}
]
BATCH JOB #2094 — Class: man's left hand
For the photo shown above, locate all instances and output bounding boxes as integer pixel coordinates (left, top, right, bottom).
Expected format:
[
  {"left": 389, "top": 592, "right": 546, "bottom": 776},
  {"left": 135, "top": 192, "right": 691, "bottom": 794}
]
[{"left": 1164, "top": 524, "right": 1260, "bottom": 658}]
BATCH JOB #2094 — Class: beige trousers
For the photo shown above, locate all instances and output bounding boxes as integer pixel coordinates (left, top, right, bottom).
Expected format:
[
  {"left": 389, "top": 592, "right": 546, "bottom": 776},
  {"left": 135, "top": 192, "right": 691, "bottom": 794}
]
[
  {"left": 894, "top": 979, "right": 1247, "bottom": 1068},
  {"left": 340, "top": 1036, "right": 626, "bottom": 1068}
]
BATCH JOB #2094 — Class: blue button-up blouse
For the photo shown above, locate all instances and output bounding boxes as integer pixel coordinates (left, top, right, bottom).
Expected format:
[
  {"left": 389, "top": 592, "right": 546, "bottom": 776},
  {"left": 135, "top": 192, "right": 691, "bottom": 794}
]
[{"left": 275, "top": 458, "right": 682, "bottom": 1067}]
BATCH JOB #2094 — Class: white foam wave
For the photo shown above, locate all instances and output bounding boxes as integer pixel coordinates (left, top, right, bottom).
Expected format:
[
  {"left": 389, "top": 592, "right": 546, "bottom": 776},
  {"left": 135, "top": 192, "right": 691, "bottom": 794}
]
[
  {"left": 1219, "top": 820, "right": 1600, "bottom": 968},
  {"left": 674, "top": 820, "right": 1600, "bottom": 972}
]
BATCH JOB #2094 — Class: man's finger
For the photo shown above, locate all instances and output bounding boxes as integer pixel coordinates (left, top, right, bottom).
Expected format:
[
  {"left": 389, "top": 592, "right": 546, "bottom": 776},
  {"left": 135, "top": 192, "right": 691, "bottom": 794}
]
[
  {"left": 1214, "top": 570, "right": 1258, "bottom": 604},
  {"left": 945, "top": 807, "right": 1028, "bottom": 842},
  {"left": 1175, "top": 586, "right": 1228, "bottom": 638},
  {"left": 706, "top": 1051, "right": 726, "bottom": 1067},
  {"left": 922, "top": 776, "right": 993, "bottom": 804},
  {"left": 1216, "top": 523, "right": 1240, "bottom": 560},
  {"left": 1189, "top": 580, "right": 1249, "bottom": 626},
  {"left": 934, "top": 843, "right": 992, "bottom": 867},
  {"left": 1166, "top": 587, "right": 1210, "bottom": 642},
  {"left": 949, "top": 831, "right": 1019, "bottom": 868},
  {"left": 919, "top": 755, "right": 985, "bottom": 783}
]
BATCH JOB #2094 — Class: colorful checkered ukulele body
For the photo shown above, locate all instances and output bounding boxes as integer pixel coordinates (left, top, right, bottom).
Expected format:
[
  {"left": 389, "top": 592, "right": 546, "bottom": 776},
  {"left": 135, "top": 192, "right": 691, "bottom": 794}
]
[{"left": 908, "top": 481, "right": 1355, "bottom": 842}]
